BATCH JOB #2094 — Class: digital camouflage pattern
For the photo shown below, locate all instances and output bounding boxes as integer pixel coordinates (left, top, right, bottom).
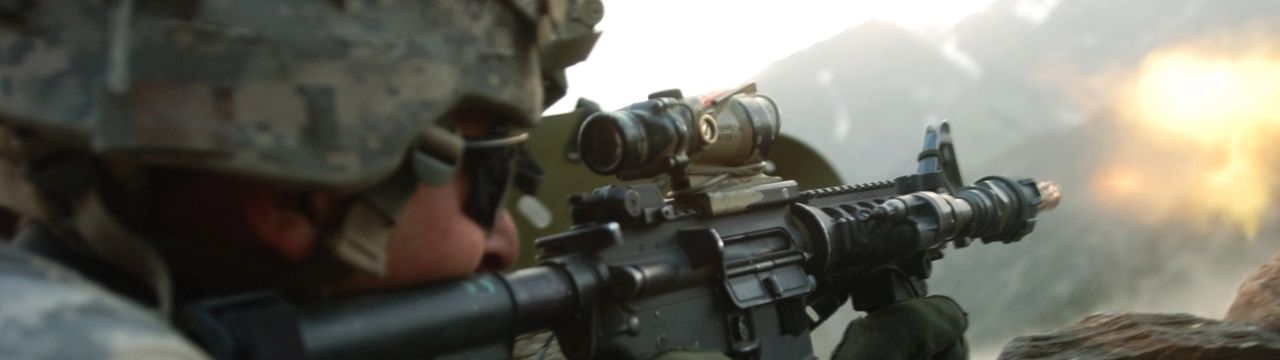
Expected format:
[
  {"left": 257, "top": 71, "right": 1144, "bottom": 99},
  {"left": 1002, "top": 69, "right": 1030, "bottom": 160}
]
[
  {"left": 0, "top": 244, "right": 206, "bottom": 359},
  {"left": 0, "top": 0, "right": 602, "bottom": 358},
  {"left": 0, "top": 0, "right": 600, "bottom": 189}
]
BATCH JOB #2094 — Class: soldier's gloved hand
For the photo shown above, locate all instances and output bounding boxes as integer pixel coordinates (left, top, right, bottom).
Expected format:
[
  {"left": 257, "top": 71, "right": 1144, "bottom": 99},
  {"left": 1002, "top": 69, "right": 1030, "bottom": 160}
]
[{"left": 833, "top": 295, "right": 969, "bottom": 360}]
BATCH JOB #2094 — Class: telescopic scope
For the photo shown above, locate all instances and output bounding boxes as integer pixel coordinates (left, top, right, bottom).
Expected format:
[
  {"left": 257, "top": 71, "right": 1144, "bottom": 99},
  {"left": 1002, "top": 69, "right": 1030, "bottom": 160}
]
[{"left": 577, "top": 86, "right": 781, "bottom": 180}]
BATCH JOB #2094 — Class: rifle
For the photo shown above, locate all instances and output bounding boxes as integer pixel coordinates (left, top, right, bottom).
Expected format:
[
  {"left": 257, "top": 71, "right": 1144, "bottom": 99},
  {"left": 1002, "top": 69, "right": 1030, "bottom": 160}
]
[{"left": 181, "top": 83, "right": 1061, "bottom": 360}]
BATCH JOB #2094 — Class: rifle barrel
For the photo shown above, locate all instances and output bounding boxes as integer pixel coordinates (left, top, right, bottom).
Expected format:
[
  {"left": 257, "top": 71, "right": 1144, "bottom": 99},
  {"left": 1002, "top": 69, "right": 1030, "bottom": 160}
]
[{"left": 300, "top": 266, "right": 577, "bottom": 359}]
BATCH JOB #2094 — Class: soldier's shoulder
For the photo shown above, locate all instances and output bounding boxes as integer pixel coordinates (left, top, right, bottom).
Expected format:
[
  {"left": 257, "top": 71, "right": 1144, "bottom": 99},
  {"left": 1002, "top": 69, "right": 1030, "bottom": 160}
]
[{"left": 0, "top": 245, "right": 209, "bottom": 360}]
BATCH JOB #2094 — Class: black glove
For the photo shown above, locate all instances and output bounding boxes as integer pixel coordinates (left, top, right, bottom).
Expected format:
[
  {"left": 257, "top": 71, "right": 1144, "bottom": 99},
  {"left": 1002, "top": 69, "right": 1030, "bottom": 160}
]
[{"left": 832, "top": 295, "right": 969, "bottom": 360}]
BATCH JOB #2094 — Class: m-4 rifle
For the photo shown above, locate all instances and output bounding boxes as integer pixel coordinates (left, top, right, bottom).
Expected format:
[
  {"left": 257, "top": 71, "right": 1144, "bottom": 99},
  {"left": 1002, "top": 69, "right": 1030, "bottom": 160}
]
[{"left": 184, "top": 84, "right": 1061, "bottom": 360}]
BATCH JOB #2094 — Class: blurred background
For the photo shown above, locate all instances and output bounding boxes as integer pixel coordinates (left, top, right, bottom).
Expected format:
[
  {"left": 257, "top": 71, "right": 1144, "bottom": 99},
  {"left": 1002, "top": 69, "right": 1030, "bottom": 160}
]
[{"left": 544, "top": 0, "right": 1280, "bottom": 358}]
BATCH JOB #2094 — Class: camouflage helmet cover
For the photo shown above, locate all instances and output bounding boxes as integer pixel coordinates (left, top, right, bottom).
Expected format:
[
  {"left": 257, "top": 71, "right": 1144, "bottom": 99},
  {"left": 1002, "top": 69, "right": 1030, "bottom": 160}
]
[{"left": 0, "top": 0, "right": 602, "bottom": 189}]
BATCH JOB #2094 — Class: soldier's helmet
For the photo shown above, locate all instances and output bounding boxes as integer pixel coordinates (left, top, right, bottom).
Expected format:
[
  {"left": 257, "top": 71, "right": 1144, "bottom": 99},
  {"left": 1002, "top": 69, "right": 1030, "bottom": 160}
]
[
  {"left": 0, "top": 0, "right": 601, "bottom": 195},
  {"left": 0, "top": 0, "right": 601, "bottom": 307}
]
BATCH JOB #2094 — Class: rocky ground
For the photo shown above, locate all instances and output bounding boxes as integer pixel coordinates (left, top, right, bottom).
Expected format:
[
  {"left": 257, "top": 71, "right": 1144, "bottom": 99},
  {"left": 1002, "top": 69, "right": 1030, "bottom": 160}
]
[{"left": 1000, "top": 252, "right": 1280, "bottom": 359}]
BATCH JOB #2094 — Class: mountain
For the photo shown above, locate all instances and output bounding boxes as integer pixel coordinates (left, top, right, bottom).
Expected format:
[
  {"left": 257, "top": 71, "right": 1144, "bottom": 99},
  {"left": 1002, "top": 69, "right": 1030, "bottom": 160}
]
[{"left": 752, "top": 0, "right": 1280, "bottom": 356}]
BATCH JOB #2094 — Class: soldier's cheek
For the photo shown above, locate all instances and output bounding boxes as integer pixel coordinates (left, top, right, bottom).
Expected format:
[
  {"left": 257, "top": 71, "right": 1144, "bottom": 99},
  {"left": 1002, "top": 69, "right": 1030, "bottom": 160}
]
[
  {"left": 388, "top": 178, "right": 492, "bottom": 281},
  {"left": 332, "top": 178, "right": 490, "bottom": 291}
]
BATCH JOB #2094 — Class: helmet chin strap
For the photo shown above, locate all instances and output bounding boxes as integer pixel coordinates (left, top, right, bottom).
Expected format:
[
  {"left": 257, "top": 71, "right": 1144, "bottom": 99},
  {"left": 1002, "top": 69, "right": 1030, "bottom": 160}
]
[
  {"left": 72, "top": 190, "right": 174, "bottom": 316},
  {"left": 324, "top": 123, "right": 465, "bottom": 277},
  {"left": 62, "top": 138, "right": 455, "bottom": 296},
  {"left": 326, "top": 167, "right": 418, "bottom": 276},
  {"left": 42, "top": 134, "right": 538, "bottom": 309},
  {"left": 51, "top": 131, "right": 474, "bottom": 304}
]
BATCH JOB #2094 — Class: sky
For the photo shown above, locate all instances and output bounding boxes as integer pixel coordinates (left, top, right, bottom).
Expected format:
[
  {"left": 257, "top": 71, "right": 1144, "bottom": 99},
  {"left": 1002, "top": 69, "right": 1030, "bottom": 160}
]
[{"left": 546, "top": 0, "right": 1004, "bottom": 114}]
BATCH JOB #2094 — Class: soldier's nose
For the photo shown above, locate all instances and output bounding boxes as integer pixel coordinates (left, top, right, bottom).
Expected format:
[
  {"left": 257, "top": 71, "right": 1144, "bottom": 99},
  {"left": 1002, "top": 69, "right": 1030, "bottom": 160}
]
[{"left": 478, "top": 209, "right": 519, "bottom": 272}]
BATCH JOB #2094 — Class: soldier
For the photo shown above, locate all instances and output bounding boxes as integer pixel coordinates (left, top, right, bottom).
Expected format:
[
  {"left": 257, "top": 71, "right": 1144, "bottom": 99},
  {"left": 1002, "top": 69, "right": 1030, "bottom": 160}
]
[{"left": 0, "top": 1, "right": 966, "bottom": 359}]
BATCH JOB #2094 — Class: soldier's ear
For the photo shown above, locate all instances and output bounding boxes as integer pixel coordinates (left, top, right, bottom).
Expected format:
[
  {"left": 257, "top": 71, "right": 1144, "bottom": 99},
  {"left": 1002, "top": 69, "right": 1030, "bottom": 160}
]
[{"left": 238, "top": 185, "right": 320, "bottom": 262}]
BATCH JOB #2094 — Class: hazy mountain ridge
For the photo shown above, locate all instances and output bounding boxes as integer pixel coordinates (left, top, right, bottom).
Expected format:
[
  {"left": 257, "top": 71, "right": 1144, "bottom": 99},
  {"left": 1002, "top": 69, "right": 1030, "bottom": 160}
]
[{"left": 752, "top": 0, "right": 1280, "bottom": 356}]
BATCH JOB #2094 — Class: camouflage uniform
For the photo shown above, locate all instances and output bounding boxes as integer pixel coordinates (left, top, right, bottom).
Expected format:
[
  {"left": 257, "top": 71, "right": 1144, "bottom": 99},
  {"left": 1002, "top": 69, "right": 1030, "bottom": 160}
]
[
  {"left": 0, "top": 0, "right": 599, "bottom": 358},
  {"left": 0, "top": 237, "right": 206, "bottom": 359}
]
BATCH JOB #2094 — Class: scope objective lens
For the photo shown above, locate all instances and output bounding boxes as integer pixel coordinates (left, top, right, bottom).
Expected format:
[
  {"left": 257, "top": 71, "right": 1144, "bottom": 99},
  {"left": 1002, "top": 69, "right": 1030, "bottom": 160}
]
[{"left": 579, "top": 112, "right": 629, "bottom": 175}]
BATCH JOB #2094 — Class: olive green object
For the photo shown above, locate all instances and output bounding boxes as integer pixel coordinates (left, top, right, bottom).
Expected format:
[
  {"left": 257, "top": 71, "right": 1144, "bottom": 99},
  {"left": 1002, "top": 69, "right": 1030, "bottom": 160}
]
[{"left": 833, "top": 296, "right": 969, "bottom": 360}]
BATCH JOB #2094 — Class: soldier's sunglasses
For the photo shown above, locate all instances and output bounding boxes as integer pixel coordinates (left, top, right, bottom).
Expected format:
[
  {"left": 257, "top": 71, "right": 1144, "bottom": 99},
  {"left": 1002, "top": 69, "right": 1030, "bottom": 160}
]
[
  {"left": 409, "top": 127, "right": 543, "bottom": 231},
  {"left": 458, "top": 132, "right": 528, "bottom": 230}
]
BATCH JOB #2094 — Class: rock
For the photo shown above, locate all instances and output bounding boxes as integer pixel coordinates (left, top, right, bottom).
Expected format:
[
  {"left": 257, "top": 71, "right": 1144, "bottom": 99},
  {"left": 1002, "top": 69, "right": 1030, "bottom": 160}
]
[
  {"left": 1226, "top": 251, "right": 1280, "bottom": 334},
  {"left": 998, "top": 312, "right": 1280, "bottom": 360}
]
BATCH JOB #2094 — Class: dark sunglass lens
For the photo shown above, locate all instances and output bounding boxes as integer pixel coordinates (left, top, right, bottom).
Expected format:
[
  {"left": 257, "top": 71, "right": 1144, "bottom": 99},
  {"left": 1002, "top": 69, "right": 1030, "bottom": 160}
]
[{"left": 461, "top": 147, "right": 517, "bottom": 229}]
